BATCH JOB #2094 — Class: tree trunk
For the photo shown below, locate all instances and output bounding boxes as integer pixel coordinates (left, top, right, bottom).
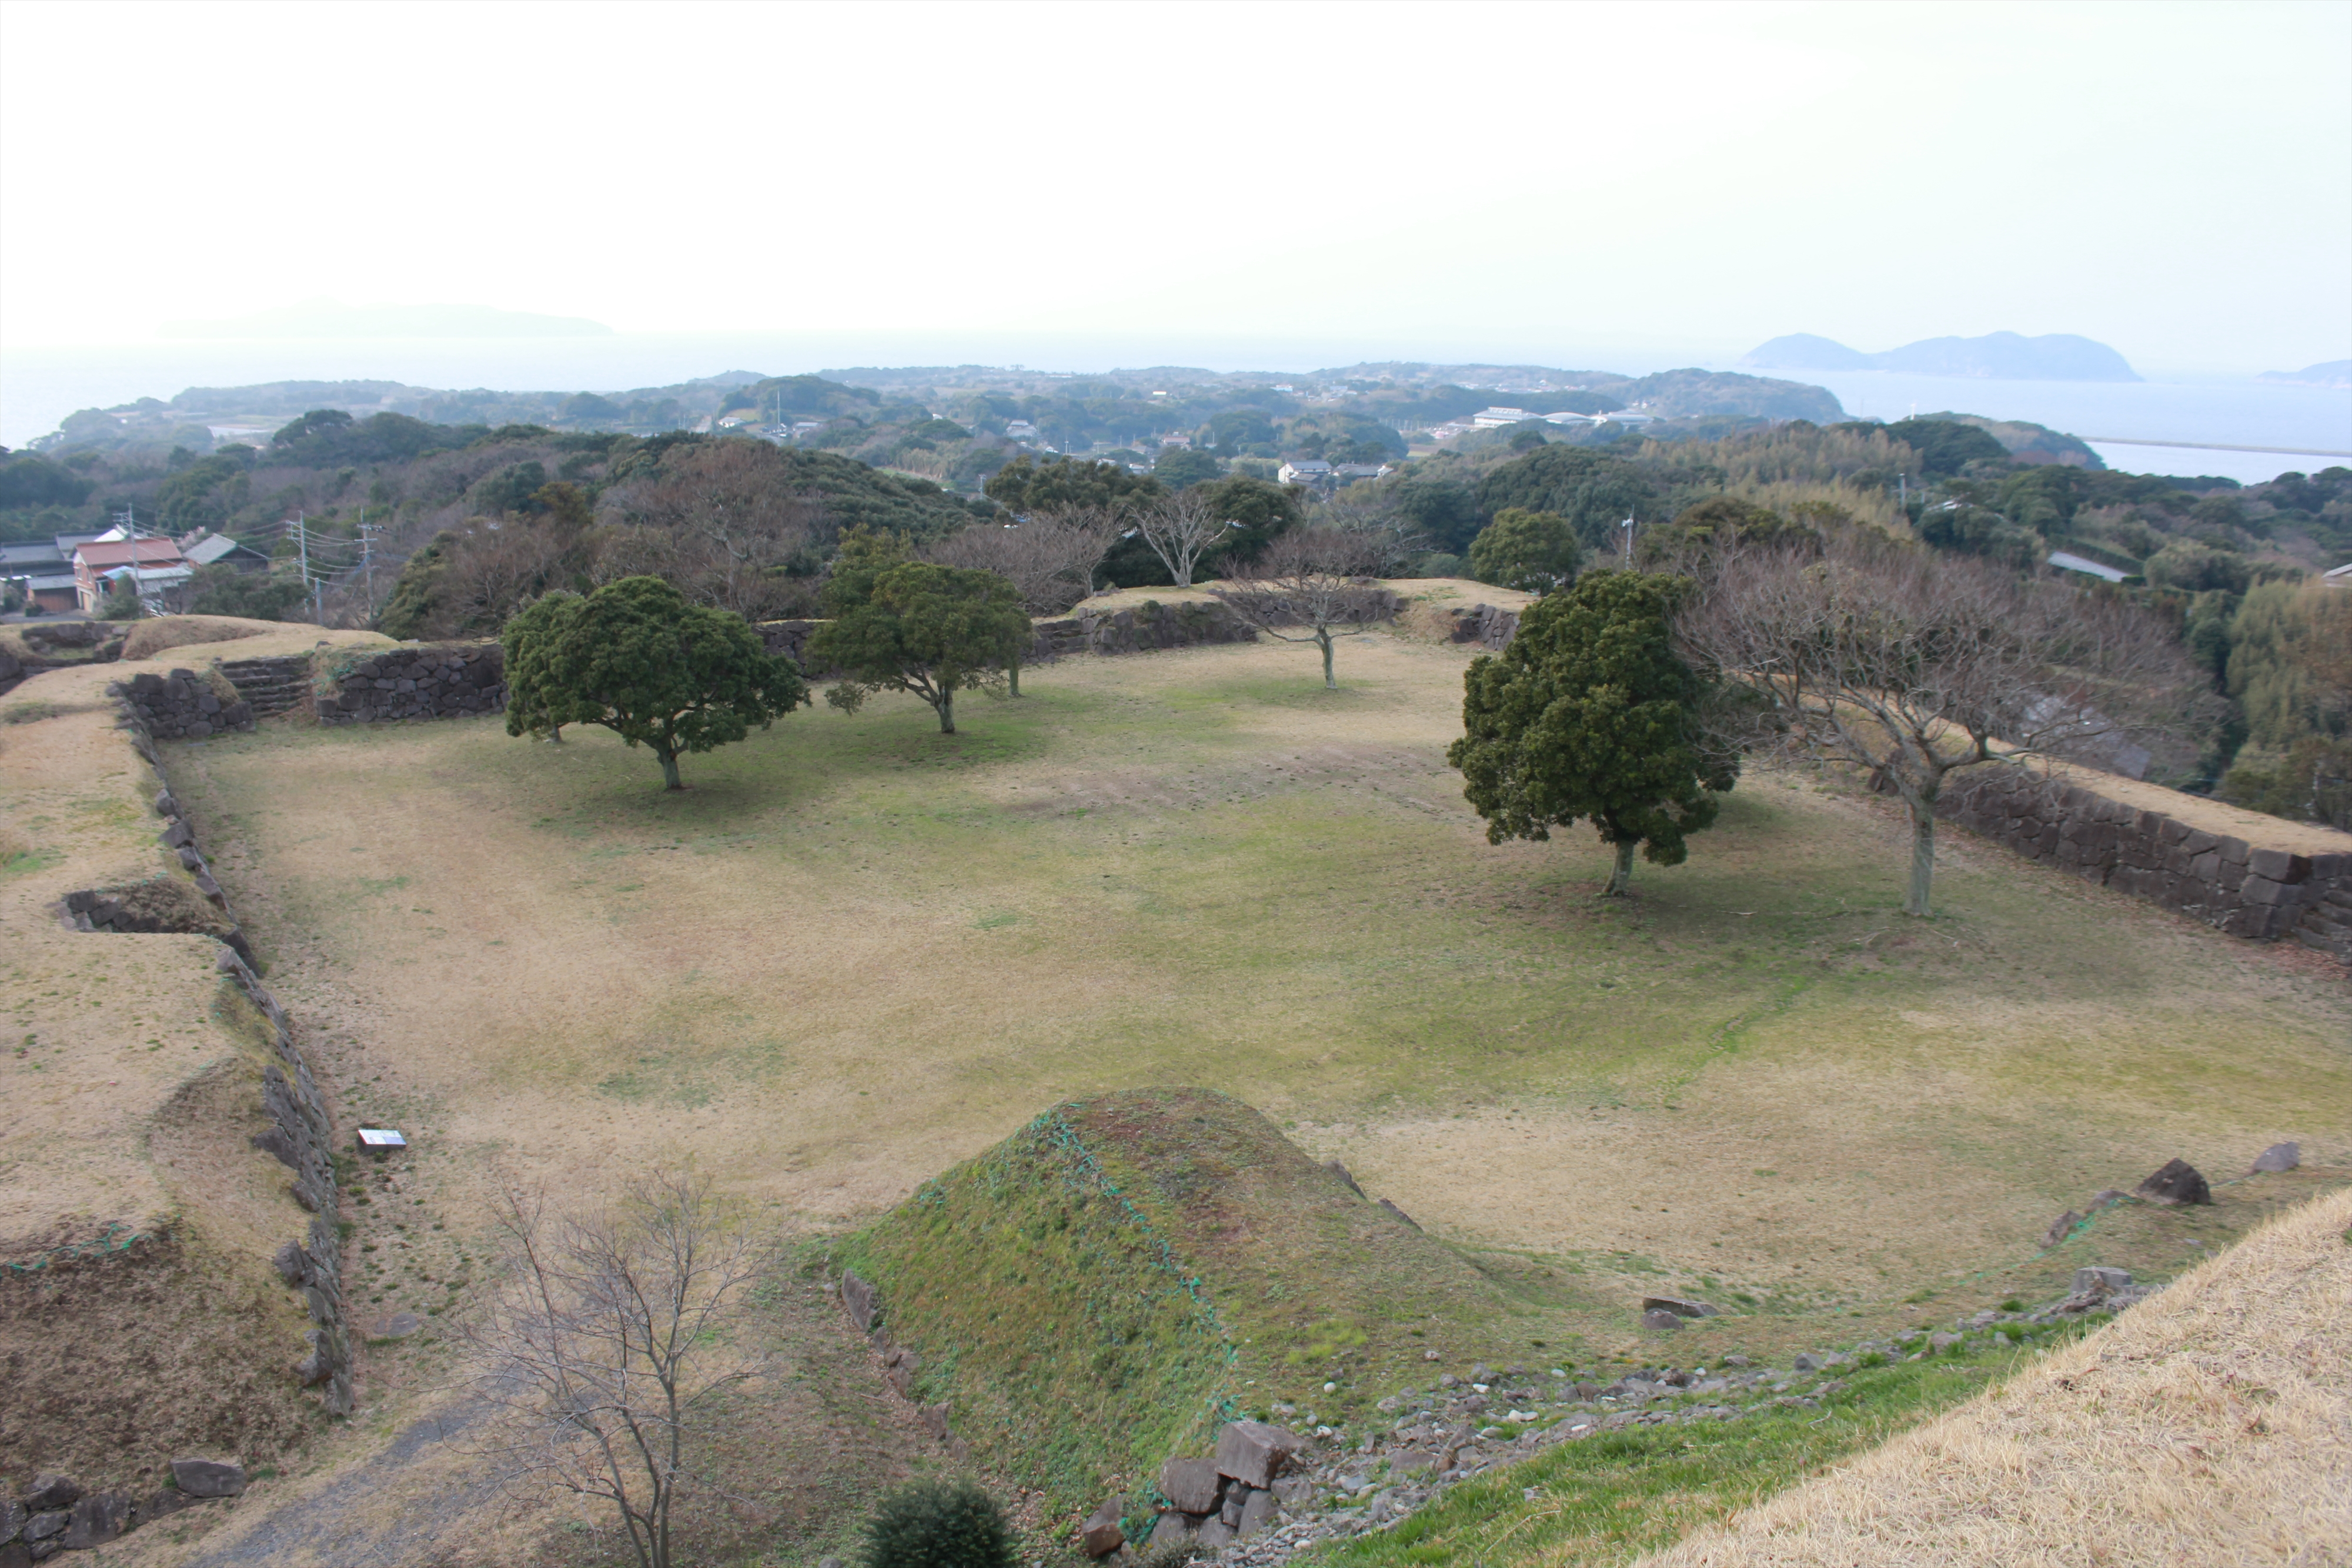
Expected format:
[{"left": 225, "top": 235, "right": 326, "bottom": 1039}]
[
  {"left": 1318, "top": 627, "right": 1336, "bottom": 688},
  {"left": 1007, "top": 648, "right": 1021, "bottom": 698},
  {"left": 658, "top": 747, "right": 682, "bottom": 791},
  {"left": 936, "top": 688, "right": 956, "bottom": 734},
  {"left": 1905, "top": 800, "right": 1936, "bottom": 916},
  {"left": 549, "top": 723, "right": 563, "bottom": 744},
  {"left": 1603, "top": 840, "right": 1636, "bottom": 896}
]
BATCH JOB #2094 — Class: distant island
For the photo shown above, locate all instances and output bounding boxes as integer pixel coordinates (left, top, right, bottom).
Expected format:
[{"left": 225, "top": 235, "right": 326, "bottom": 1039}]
[
  {"left": 159, "top": 298, "right": 614, "bottom": 339},
  {"left": 2258, "top": 359, "right": 2351, "bottom": 390},
  {"left": 1742, "top": 330, "right": 2141, "bottom": 383}
]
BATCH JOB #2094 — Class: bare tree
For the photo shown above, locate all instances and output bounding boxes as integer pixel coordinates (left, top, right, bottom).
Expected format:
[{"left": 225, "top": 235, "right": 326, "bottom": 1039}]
[
  {"left": 1676, "top": 535, "right": 2206, "bottom": 917},
  {"left": 1132, "top": 489, "right": 1234, "bottom": 587},
  {"left": 925, "top": 503, "right": 1117, "bottom": 614},
  {"left": 603, "top": 442, "right": 830, "bottom": 622},
  {"left": 1307, "top": 494, "right": 1426, "bottom": 577},
  {"left": 436, "top": 517, "right": 582, "bottom": 637},
  {"left": 465, "top": 1170, "right": 769, "bottom": 1568},
  {"left": 1208, "top": 529, "right": 1394, "bottom": 688}
]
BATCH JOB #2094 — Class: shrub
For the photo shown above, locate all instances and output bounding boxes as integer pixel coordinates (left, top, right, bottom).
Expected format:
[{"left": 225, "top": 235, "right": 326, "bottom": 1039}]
[{"left": 859, "top": 1479, "right": 1018, "bottom": 1568}]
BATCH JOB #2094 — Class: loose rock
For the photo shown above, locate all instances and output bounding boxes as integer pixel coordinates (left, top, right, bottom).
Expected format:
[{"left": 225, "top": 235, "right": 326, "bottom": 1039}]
[
  {"left": 169, "top": 1459, "right": 248, "bottom": 1499},
  {"left": 1078, "top": 1497, "right": 1125, "bottom": 1558},
  {"left": 1641, "top": 1308, "right": 1683, "bottom": 1332},
  {"left": 841, "top": 1271, "right": 878, "bottom": 1332},
  {"left": 2251, "top": 1142, "right": 2300, "bottom": 1174},
  {"left": 1641, "top": 1295, "right": 1718, "bottom": 1319},
  {"left": 2044, "top": 1210, "right": 2082, "bottom": 1248},
  {"left": 21, "top": 1479, "right": 78, "bottom": 1516},
  {"left": 2134, "top": 1158, "right": 2213, "bottom": 1206}
]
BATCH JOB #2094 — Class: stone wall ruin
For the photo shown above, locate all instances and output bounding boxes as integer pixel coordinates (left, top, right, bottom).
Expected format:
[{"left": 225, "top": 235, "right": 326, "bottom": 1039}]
[
  {"left": 85, "top": 684, "right": 356, "bottom": 1417},
  {"left": 1938, "top": 770, "right": 2350, "bottom": 960}
]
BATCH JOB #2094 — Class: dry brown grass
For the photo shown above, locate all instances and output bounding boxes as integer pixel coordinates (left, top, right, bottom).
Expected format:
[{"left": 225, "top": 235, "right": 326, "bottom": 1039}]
[
  {"left": 159, "top": 634, "right": 2352, "bottom": 1344},
  {"left": 1633, "top": 1186, "right": 2352, "bottom": 1568},
  {"left": 118, "top": 614, "right": 284, "bottom": 661},
  {"left": 2032, "top": 757, "right": 2352, "bottom": 858}
]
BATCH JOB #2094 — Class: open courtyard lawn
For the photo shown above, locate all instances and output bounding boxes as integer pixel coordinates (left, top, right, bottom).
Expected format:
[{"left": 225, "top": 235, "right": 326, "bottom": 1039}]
[{"left": 166, "top": 632, "right": 2350, "bottom": 1369}]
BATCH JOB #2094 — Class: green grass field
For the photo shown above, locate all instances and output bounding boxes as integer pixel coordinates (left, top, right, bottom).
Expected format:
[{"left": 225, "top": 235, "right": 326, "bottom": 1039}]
[{"left": 157, "top": 630, "right": 2352, "bottom": 1563}]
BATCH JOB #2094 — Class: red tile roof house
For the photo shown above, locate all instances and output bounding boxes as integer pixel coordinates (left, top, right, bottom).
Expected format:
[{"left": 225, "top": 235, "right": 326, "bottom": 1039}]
[{"left": 72, "top": 538, "right": 189, "bottom": 612}]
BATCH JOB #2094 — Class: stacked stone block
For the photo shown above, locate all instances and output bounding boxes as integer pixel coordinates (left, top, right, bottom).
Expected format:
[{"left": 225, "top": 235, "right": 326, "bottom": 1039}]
[
  {"left": 1940, "top": 771, "right": 2350, "bottom": 958},
  {"left": 114, "top": 667, "right": 252, "bottom": 739},
  {"left": 1028, "top": 600, "right": 1266, "bottom": 658},
  {"left": 319, "top": 643, "right": 506, "bottom": 724}
]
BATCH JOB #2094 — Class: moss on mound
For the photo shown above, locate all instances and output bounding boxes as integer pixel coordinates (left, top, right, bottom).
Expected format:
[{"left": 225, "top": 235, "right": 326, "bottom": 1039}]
[{"left": 839, "top": 1089, "right": 1565, "bottom": 1514}]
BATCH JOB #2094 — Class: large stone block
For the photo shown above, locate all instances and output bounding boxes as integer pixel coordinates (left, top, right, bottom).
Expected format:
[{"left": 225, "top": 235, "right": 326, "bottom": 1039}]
[
  {"left": 2240, "top": 876, "right": 2294, "bottom": 907},
  {"left": 2247, "top": 848, "right": 2310, "bottom": 884},
  {"left": 1160, "top": 1458, "right": 1223, "bottom": 1514},
  {"left": 1214, "top": 1419, "right": 1303, "bottom": 1488},
  {"left": 60, "top": 1492, "right": 131, "bottom": 1550},
  {"left": 23, "top": 1477, "right": 79, "bottom": 1513}
]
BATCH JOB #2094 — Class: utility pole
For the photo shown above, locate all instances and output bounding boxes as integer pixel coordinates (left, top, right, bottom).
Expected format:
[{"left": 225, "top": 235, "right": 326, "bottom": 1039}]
[
  {"left": 293, "top": 511, "right": 320, "bottom": 623},
  {"left": 359, "top": 514, "right": 380, "bottom": 618},
  {"left": 1620, "top": 516, "right": 1635, "bottom": 569}
]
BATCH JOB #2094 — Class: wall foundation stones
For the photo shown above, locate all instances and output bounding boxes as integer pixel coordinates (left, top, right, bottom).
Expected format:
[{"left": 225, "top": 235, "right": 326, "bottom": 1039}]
[
  {"left": 318, "top": 643, "right": 506, "bottom": 724},
  {"left": 1938, "top": 770, "right": 2349, "bottom": 961}
]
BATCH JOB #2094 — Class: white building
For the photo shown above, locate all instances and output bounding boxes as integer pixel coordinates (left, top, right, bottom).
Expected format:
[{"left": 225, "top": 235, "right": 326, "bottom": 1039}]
[
  {"left": 1277, "top": 459, "right": 1335, "bottom": 486},
  {"left": 1470, "top": 407, "right": 1538, "bottom": 428}
]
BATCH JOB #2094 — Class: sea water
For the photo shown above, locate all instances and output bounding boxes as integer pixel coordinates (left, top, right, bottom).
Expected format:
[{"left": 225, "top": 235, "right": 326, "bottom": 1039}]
[{"left": 1722, "top": 367, "right": 2351, "bottom": 484}]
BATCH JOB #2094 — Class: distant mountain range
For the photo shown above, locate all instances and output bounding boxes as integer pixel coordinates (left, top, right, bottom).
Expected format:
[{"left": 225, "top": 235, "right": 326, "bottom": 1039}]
[
  {"left": 159, "top": 298, "right": 613, "bottom": 339},
  {"left": 1742, "top": 331, "right": 2141, "bottom": 383},
  {"left": 2258, "top": 360, "right": 2351, "bottom": 390}
]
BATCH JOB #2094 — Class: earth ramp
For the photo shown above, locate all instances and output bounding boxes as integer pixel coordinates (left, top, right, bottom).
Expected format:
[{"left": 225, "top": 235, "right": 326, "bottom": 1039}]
[{"left": 836, "top": 1087, "right": 1579, "bottom": 1517}]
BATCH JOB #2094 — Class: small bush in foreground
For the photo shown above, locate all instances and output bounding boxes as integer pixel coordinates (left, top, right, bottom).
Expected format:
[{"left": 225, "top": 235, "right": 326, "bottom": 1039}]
[{"left": 860, "top": 1478, "right": 1018, "bottom": 1568}]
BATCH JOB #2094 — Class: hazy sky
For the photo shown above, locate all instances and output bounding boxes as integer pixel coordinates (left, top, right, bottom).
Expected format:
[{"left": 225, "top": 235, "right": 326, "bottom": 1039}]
[{"left": 2, "top": 0, "right": 2346, "bottom": 373}]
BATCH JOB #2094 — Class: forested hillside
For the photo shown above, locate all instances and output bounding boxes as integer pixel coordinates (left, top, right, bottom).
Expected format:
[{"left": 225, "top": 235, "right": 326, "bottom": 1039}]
[{"left": 7, "top": 372, "right": 2344, "bottom": 829}]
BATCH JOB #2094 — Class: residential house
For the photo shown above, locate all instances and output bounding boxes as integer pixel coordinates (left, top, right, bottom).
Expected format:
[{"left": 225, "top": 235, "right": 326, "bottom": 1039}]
[
  {"left": 1, "top": 540, "right": 79, "bottom": 614},
  {"left": 1277, "top": 458, "right": 1335, "bottom": 487},
  {"left": 72, "top": 537, "right": 189, "bottom": 612},
  {"left": 181, "top": 531, "right": 273, "bottom": 573},
  {"left": 1332, "top": 463, "right": 1393, "bottom": 484}
]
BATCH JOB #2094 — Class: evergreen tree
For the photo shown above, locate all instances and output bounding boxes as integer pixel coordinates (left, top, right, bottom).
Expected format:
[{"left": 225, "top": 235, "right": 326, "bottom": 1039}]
[
  {"left": 501, "top": 576, "right": 806, "bottom": 790},
  {"left": 1449, "top": 571, "right": 1735, "bottom": 896}
]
